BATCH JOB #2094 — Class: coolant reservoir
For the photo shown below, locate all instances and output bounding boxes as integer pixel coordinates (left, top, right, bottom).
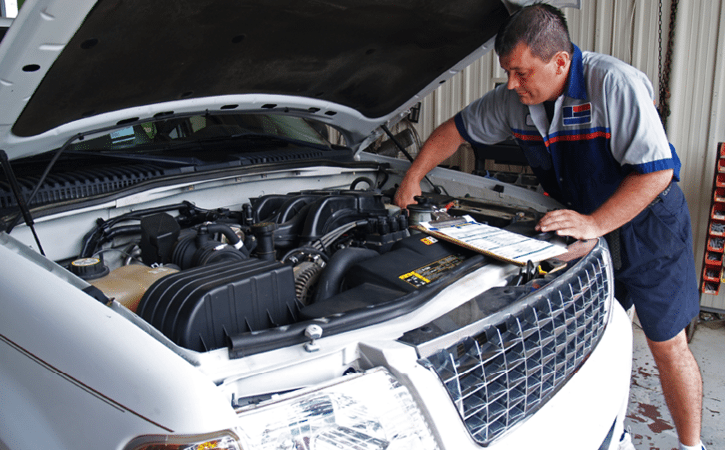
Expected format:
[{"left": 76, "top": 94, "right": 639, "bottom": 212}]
[{"left": 90, "top": 264, "right": 178, "bottom": 312}]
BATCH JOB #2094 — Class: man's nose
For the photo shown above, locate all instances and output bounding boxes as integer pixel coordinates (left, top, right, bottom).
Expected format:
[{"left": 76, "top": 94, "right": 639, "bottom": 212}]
[{"left": 507, "top": 76, "right": 519, "bottom": 90}]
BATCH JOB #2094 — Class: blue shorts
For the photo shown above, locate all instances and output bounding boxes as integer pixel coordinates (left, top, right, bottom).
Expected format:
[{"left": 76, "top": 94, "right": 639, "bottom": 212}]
[{"left": 610, "top": 183, "right": 700, "bottom": 342}]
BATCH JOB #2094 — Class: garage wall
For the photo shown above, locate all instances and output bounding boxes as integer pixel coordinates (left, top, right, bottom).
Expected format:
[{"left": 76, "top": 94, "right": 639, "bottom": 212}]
[
  {"left": 413, "top": 0, "right": 670, "bottom": 149},
  {"left": 667, "top": 1, "right": 725, "bottom": 311},
  {"left": 410, "top": 0, "right": 725, "bottom": 312}
]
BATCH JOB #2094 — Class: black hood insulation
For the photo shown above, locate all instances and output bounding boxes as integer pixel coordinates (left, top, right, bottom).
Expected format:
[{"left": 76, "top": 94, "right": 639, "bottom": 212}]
[{"left": 13, "top": 0, "right": 508, "bottom": 137}]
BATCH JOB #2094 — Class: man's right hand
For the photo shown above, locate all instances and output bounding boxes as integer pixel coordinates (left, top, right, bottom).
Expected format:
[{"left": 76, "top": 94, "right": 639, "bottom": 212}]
[
  {"left": 391, "top": 117, "right": 466, "bottom": 210},
  {"left": 394, "top": 176, "right": 422, "bottom": 209}
]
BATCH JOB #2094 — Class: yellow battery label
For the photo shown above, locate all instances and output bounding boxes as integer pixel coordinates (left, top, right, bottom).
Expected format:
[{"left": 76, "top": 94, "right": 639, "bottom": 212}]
[
  {"left": 421, "top": 237, "right": 438, "bottom": 245},
  {"left": 398, "top": 254, "right": 465, "bottom": 287},
  {"left": 399, "top": 272, "right": 431, "bottom": 288}
]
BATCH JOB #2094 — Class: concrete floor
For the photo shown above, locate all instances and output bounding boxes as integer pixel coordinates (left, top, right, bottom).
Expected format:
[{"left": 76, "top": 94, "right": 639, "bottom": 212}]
[{"left": 625, "top": 313, "right": 725, "bottom": 450}]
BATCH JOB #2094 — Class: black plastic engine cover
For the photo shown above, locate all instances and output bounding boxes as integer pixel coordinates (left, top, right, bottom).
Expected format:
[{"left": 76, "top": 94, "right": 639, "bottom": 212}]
[
  {"left": 300, "top": 234, "right": 472, "bottom": 318},
  {"left": 250, "top": 190, "right": 389, "bottom": 246},
  {"left": 137, "top": 258, "right": 299, "bottom": 352}
]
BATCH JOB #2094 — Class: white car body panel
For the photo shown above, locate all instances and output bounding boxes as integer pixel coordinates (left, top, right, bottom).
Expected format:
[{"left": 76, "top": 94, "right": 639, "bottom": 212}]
[{"left": 0, "top": 233, "right": 238, "bottom": 446}]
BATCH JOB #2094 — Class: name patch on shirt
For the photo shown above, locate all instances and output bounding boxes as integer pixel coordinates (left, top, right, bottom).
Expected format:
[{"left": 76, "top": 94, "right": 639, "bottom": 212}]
[{"left": 563, "top": 103, "right": 592, "bottom": 126}]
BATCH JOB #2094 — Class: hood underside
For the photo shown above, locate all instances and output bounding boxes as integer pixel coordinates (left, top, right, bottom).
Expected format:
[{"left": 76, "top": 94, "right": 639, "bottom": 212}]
[{"left": 5, "top": 0, "right": 507, "bottom": 145}]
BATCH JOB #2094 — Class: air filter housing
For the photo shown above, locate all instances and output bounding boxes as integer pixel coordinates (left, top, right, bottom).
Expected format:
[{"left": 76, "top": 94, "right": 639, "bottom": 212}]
[{"left": 137, "top": 258, "right": 300, "bottom": 352}]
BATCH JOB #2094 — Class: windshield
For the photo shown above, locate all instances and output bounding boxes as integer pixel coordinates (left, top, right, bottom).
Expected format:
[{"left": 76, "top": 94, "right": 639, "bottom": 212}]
[
  {"left": 0, "top": 113, "right": 353, "bottom": 218},
  {"left": 70, "top": 113, "right": 332, "bottom": 152}
]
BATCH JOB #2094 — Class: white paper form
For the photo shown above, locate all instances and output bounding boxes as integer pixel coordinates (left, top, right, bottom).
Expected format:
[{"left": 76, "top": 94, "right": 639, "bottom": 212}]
[{"left": 415, "top": 215, "right": 566, "bottom": 265}]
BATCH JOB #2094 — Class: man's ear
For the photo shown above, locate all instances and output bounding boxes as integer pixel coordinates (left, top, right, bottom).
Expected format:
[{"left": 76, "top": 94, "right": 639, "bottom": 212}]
[{"left": 554, "top": 51, "right": 571, "bottom": 75}]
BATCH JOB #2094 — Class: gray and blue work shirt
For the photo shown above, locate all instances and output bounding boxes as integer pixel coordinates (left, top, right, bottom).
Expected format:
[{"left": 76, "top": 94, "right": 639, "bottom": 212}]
[{"left": 454, "top": 44, "right": 680, "bottom": 215}]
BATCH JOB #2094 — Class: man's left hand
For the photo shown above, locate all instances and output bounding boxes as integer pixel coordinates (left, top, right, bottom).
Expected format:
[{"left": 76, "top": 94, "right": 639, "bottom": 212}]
[
  {"left": 535, "top": 209, "right": 602, "bottom": 240},
  {"left": 534, "top": 170, "right": 673, "bottom": 241}
]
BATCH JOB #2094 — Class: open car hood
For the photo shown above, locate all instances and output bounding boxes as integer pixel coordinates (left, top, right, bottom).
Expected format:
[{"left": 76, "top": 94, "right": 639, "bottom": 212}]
[{"left": 0, "top": 0, "right": 578, "bottom": 160}]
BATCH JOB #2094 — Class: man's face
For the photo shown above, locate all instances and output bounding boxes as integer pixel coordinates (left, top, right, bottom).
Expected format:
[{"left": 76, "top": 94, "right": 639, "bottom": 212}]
[{"left": 499, "top": 42, "right": 567, "bottom": 105}]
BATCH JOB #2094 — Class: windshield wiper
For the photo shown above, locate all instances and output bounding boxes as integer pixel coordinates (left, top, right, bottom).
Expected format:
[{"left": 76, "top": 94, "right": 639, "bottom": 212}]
[
  {"left": 64, "top": 149, "right": 206, "bottom": 167},
  {"left": 184, "top": 131, "right": 332, "bottom": 152},
  {"left": 71, "top": 132, "right": 331, "bottom": 162}
]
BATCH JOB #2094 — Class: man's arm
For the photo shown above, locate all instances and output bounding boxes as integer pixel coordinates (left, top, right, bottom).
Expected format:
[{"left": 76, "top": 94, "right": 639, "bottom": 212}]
[
  {"left": 394, "top": 118, "right": 467, "bottom": 208},
  {"left": 536, "top": 168, "right": 673, "bottom": 240}
]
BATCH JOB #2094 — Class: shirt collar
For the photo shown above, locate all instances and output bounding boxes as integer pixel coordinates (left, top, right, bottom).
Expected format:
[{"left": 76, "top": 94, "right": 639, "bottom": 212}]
[{"left": 565, "top": 44, "right": 587, "bottom": 100}]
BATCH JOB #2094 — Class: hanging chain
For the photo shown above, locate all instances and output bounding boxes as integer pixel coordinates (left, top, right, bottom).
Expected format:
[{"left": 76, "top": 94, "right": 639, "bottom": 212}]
[{"left": 658, "top": 0, "right": 679, "bottom": 128}]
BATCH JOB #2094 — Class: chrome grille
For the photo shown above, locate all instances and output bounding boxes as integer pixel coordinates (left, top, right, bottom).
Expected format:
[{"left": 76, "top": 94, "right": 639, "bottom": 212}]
[{"left": 418, "top": 242, "right": 612, "bottom": 445}]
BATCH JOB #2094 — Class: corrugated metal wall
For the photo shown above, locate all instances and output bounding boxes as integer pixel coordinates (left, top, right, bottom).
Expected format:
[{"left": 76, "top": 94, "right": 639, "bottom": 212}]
[
  {"left": 410, "top": 0, "right": 725, "bottom": 311},
  {"left": 414, "top": 0, "right": 669, "bottom": 155},
  {"left": 668, "top": 0, "right": 725, "bottom": 311}
]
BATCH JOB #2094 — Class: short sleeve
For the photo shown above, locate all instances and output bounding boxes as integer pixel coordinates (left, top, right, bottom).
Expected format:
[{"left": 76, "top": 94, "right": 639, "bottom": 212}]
[
  {"left": 601, "top": 65, "right": 680, "bottom": 178},
  {"left": 454, "top": 85, "right": 518, "bottom": 146}
]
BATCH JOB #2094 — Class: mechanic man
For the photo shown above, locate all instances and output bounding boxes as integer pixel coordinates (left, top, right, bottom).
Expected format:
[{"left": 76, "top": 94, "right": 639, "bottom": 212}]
[{"left": 394, "top": 4, "right": 704, "bottom": 450}]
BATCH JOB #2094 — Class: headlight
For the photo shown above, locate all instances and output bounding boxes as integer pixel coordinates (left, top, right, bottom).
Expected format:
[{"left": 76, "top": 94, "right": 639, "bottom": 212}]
[
  {"left": 123, "top": 368, "right": 437, "bottom": 450},
  {"left": 125, "top": 431, "right": 242, "bottom": 450},
  {"left": 235, "top": 367, "right": 439, "bottom": 450}
]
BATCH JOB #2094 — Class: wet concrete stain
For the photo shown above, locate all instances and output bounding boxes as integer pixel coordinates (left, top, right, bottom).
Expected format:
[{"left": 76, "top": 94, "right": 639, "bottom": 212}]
[
  {"left": 631, "top": 365, "right": 659, "bottom": 389},
  {"left": 627, "top": 401, "right": 675, "bottom": 437},
  {"left": 637, "top": 366, "right": 653, "bottom": 379},
  {"left": 637, "top": 402, "right": 675, "bottom": 433}
]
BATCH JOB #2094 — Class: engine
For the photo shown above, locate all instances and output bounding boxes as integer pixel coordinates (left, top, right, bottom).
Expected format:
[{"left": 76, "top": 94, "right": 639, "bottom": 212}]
[{"left": 67, "top": 189, "right": 539, "bottom": 352}]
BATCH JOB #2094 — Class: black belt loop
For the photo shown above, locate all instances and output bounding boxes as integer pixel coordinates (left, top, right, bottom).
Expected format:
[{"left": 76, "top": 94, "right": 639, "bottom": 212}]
[{"left": 605, "top": 229, "right": 623, "bottom": 271}]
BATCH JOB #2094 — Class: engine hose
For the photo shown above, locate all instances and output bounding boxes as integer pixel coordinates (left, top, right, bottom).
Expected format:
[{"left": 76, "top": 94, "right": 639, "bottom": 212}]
[
  {"left": 281, "top": 246, "right": 330, "bottom": 264},
  {"left": 204, "top": 223, "right": 242, "bottom": 249},
  {"left": 312, "top": 247, "right": 379, "bottom": 303},
  {"left": 80, "top": 225, "right": 144, "bottom": 258},
  {"left": 294, "top": 262, "right": 324, "bottom": 305},
  {"left": 101, "top": 225, "right": 142, "bottom": 241}
]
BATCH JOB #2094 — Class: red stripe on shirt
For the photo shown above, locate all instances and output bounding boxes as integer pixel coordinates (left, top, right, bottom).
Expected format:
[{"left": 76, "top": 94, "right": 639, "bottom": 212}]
[
  {"left": 547, "top": 130, "right": 610, "bottom": 145},
  {"left": 512, "top": 132, "right": 544, "bottom": 142}
]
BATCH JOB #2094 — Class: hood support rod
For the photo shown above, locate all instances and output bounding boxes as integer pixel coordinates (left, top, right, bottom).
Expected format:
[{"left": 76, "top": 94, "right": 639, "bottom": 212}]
[
  {"left": 0, "top": 150, "right": 45, "bottom": 255},
  {"left": 381, "top": 124, "right": 443, "bottom": 196}
]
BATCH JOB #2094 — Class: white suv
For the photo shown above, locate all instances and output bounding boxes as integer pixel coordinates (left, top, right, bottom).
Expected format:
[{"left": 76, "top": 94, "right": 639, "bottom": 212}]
[{"left": 0, "top": 1, "right": 631, "bottom": 449}]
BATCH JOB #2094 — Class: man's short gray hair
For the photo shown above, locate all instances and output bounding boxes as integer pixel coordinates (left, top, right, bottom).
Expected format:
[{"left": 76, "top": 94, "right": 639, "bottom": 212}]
[{"left": 494, "top": 3, "right": 573, "bottom": 62}]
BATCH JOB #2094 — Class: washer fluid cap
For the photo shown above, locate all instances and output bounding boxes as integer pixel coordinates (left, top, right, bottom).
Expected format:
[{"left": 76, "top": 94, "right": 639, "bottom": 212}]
[{"left": 70, "top": 257, "right": 110, "bottom": 280}]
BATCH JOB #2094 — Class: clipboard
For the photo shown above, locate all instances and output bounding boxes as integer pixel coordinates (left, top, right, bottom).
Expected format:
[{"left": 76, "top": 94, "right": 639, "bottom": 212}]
[{"left": 412, "top": 215, "right": 566, "bottom": 266}]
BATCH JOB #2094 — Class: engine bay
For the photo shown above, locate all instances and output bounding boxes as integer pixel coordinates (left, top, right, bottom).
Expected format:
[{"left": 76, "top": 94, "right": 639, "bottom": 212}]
[{"left": 63, "top": 188, "right": 544, "bottom": 354}]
